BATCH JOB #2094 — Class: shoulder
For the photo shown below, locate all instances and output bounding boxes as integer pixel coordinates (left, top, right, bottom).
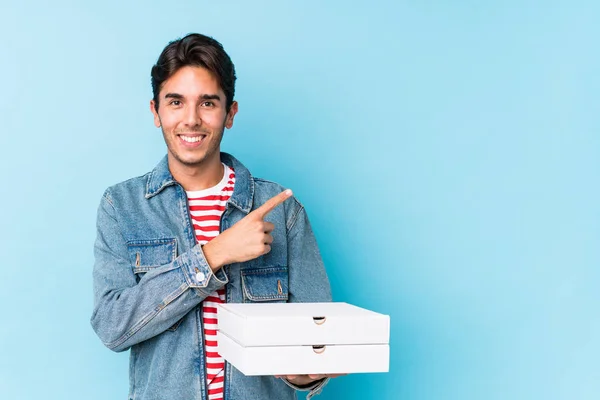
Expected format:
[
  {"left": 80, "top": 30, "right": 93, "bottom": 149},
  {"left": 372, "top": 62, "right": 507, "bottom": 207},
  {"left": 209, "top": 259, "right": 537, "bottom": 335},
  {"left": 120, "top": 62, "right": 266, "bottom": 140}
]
[
  {"left": 252, "top": 177, "right": 303, "bottom": 207},
  {"left": 252, "top": 177, "right": 305, "bottom": 230},
  {"left": 101, "top": 173, "right": 151, "bottom": 207}
]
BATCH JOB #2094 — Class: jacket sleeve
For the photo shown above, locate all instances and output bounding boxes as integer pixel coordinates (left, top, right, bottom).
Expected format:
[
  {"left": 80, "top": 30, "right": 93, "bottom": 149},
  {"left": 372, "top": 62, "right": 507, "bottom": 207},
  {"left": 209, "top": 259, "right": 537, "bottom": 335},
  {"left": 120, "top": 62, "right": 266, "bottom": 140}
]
[
  {"left": 286, "top": 200, "right": 332, "bottom": 303},
  {"left": 90, "top": 190, "right": 228, "bottom": 352},
  {"left": 284, "top": 200, "right": 332, "bottom": 397}
]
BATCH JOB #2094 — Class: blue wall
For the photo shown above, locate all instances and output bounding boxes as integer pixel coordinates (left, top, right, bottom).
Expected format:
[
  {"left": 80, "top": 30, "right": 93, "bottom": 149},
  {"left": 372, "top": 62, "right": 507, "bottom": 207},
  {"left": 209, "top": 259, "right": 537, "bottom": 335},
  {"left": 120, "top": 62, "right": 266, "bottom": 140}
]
[{"left": 1, "top": 1, "right": 598, "bottom": 399}]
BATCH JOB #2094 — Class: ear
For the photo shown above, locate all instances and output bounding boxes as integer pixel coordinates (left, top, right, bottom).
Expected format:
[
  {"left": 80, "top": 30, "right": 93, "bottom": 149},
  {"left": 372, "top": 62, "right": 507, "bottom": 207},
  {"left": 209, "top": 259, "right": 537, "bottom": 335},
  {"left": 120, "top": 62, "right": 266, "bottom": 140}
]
[
  {"left": 225, "top": 101, "right": 239, "bottom": 129},
  {"left": 150, "top": 100, "right": 161, "bottom": 128}
]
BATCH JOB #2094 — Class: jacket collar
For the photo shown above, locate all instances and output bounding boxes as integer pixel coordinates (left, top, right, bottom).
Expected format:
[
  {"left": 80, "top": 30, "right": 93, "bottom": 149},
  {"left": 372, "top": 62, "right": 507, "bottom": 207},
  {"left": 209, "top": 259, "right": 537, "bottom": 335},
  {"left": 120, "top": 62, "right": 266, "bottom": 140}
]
[{"left": 145, "top": 152, "right": 254, "bottom": 214}]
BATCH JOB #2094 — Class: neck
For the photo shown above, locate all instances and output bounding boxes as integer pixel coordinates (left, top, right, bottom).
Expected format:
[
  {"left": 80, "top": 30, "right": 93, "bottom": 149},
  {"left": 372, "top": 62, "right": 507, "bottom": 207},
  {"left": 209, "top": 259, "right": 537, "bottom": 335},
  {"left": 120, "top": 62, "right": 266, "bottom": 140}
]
[{"left": 168, "top": 153, "right": 224, "bottom": 191}]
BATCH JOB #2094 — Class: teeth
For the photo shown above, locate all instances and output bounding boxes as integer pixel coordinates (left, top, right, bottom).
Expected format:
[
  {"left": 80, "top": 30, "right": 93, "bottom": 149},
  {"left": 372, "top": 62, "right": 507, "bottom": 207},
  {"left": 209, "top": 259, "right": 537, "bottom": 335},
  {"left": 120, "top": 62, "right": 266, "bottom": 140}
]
[{"left": 181, "top": 136, "right": 204, "bottom": 143}]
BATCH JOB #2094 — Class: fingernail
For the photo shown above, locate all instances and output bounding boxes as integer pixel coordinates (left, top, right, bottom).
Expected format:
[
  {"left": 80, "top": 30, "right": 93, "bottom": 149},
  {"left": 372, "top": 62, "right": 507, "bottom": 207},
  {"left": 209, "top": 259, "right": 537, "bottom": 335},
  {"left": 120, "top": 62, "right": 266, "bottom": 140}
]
[{"left": 285, "top": 189, "right": 292, "bottom": 196}]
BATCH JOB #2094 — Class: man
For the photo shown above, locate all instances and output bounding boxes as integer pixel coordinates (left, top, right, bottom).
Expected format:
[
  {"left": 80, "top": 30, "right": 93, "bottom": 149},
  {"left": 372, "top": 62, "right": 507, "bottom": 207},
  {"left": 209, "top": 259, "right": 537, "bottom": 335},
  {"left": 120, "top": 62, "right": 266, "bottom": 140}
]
[{"left": 91, "top": 33, "right": 336, "bottom": 400}]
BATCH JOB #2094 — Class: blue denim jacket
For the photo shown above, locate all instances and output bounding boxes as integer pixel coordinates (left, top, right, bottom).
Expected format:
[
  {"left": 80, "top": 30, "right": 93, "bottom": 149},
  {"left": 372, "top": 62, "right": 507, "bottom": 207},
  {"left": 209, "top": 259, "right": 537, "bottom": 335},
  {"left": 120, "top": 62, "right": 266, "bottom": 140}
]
[{"left": 91, "top": 153, "right": 332, "bottom": 400}]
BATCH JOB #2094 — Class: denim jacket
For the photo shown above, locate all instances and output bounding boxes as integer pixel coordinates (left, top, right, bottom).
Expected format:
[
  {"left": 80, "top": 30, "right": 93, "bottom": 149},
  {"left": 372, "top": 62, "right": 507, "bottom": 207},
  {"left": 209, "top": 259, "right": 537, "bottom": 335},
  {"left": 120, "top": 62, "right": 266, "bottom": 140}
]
[{"left": 91, "top": 153, "right": 332, "bottom": 400}]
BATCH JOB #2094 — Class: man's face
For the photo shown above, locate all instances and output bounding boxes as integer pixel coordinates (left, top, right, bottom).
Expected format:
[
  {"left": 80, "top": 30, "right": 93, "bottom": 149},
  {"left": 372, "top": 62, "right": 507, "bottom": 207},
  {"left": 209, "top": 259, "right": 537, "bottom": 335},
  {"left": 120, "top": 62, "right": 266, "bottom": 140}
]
[{"left": 151, "top": 66, "right": 238, "bottom": 171}]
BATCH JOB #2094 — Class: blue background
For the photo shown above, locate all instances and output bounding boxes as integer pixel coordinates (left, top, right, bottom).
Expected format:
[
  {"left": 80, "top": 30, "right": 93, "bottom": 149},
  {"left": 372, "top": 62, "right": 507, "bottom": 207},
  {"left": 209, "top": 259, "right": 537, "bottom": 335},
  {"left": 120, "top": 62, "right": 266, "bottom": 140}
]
[{"left": 1, "top": 1, "right": 598, "bottom": 399}]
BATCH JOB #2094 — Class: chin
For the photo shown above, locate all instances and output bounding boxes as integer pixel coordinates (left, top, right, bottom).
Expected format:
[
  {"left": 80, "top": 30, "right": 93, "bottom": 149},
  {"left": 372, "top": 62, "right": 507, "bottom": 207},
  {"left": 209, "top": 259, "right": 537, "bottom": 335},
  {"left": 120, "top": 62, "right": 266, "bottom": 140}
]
[{"left": 181, "top": 157, "right": 208, "bottom": 166}]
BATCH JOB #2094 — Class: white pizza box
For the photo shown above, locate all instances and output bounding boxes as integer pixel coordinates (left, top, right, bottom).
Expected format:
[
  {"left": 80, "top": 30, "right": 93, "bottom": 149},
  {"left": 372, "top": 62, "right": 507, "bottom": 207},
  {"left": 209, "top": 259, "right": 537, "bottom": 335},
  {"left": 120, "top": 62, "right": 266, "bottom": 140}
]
[
  {"left": 215, "top": 302, "right": 390, "bottom": 376},
  {"left": 216, "top": 302, "right": 390, "bottom": 346},
  {"left": 217, "top": 330, "right": 389, "bottom": 376}
]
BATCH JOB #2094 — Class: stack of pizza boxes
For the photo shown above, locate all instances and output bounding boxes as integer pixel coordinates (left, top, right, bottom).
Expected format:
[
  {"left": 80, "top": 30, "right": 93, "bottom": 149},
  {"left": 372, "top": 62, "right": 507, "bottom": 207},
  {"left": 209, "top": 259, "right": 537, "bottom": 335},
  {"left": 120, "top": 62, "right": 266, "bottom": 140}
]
[{"left": 217, "top": 302, "right": 390, "bottom": 376}]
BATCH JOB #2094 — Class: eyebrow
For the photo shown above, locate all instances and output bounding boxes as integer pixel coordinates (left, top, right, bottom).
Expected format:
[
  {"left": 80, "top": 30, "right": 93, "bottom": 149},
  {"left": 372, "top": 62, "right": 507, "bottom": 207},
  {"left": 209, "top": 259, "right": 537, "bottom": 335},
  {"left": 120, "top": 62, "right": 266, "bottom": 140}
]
[
  {"left": 164, "top": 93, "right": 184, "bottom": 100},
  {"left": 164, "top": 93, "right": 222, "bottom": 101},
  {"left": 200, "top": 94, "right": 222, "bottom": 101}
]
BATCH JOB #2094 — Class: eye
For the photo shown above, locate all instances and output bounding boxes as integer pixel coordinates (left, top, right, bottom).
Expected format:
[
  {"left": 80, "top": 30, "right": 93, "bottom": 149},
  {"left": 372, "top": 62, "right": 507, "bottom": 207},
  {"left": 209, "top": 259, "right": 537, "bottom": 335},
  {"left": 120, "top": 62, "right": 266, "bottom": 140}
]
[
  {"left": 202, "top": 101, "right": 214, "bottom": 107},
  {"left": 169, "top": 100, "right": 182, "bottom": 106}
]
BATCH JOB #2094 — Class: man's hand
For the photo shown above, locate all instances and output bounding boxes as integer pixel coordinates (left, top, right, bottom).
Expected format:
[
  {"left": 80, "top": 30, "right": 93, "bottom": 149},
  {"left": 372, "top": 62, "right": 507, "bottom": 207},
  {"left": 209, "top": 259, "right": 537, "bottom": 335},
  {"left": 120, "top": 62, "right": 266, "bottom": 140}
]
[
  {"left": 275, "top": 374, "right": 346, "bottom": 387},
  {"left": 202, "top": 189, "right": 293, "bottom": 271}
]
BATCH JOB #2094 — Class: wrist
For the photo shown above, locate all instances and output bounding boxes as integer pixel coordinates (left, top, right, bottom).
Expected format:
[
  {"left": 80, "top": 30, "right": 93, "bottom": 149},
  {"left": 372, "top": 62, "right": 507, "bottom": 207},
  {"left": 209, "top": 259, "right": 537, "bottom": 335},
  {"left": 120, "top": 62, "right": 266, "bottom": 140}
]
[{"left": 202, "top": 242, "right": 226, "bottom": 272}]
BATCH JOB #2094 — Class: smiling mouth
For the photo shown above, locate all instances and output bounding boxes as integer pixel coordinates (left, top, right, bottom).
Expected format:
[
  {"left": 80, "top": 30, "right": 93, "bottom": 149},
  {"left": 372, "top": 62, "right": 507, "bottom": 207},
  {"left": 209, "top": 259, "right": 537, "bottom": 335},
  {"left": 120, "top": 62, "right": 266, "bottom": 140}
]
[{"left": 178, "top": 134, "right": 207, "bottom": 143}]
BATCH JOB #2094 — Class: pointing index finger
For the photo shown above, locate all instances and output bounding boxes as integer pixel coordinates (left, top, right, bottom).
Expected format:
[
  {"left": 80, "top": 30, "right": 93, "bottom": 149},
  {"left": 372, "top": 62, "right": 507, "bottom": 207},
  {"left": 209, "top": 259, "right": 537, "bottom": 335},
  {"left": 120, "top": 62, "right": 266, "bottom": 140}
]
[{"left": 252, "top": 189, "right": 293, "bottom": 219}]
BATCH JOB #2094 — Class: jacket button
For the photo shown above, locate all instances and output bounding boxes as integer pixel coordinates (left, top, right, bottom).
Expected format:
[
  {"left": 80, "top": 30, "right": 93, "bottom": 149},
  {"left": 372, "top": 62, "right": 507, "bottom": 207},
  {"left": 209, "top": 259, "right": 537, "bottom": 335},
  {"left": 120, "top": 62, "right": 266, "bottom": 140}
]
[{"left": 196, "top": 271, "right": 206, "bottom": 282}]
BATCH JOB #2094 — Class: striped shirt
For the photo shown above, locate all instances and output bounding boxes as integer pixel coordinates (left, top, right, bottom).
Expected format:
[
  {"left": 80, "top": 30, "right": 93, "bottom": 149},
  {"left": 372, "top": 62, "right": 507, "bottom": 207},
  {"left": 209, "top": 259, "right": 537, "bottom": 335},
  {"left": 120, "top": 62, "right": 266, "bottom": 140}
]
[{"left": 186, "top": 163, "right": 235, "bottom": 400}]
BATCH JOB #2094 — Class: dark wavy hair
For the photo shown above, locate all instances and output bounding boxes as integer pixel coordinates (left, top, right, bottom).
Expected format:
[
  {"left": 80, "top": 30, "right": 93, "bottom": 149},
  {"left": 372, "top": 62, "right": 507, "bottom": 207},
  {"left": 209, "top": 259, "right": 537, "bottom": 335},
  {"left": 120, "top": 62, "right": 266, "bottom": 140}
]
[{"left": 151, "top": 33, "right": 237, "bottom": 112}]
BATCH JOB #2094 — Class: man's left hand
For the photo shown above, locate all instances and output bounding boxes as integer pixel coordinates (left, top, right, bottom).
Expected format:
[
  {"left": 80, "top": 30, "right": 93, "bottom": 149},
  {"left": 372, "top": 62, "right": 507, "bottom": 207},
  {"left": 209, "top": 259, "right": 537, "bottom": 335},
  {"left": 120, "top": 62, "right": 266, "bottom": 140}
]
[{"left": 275, "top": 374, "right": 345, "bottom": 387}]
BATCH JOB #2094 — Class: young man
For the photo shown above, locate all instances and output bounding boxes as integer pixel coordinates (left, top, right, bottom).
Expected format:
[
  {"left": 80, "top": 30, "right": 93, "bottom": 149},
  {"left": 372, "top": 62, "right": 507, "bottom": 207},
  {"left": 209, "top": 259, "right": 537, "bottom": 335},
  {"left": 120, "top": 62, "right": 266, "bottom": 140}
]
[{"left": 91, "top": 33, "right": 335, "bottom": 400}]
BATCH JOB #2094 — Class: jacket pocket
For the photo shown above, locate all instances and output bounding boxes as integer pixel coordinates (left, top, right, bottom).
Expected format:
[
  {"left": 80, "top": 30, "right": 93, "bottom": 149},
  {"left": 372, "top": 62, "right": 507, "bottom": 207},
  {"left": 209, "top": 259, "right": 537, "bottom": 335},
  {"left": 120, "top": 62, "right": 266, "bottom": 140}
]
[
  {"left": 127, "top": 238, "right": 177, "bottom": 276},
  {"left": 241, "top": 266, "right": 289, "bottom": 303}
]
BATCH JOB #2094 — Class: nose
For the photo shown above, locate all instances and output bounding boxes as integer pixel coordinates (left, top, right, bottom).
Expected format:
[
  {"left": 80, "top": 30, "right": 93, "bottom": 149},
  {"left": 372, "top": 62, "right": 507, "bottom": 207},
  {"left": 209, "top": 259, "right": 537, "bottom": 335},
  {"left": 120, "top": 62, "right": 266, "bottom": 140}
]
[{"left": 184, "top": 104, "right": 202, "bottom": 128}]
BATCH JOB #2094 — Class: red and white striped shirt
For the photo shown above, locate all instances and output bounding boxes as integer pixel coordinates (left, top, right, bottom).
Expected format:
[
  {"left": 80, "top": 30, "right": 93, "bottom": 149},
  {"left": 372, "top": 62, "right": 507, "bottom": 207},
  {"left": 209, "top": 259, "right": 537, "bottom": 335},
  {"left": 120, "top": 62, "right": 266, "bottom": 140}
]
[{"left": 187, "top": 163, "right": 235, "bottom": 400}]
